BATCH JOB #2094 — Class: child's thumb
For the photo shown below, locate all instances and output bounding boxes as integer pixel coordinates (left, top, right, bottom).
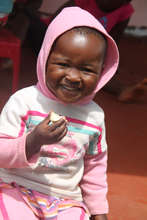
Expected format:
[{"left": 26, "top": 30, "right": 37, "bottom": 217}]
[{"left": 41, "top": 112, "right": 52, "bottom": 125}]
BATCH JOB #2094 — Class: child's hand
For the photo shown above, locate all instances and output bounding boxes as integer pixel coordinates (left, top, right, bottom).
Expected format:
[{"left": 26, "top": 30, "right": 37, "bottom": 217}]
[
  {"left": 91, "top": 214, "right": 108, "bottom": 220},
  {"left": 26, "top": 113, "right": 67, "bottom": 160}
]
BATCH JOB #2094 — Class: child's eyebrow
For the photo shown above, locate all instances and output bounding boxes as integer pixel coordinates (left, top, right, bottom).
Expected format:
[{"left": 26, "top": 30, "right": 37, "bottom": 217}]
[
  {"left": 52, "top": 56, "right": 70, "bottom": 62},
  {"left": 81, "top": 63, "right": 95, "bottom": 67}
]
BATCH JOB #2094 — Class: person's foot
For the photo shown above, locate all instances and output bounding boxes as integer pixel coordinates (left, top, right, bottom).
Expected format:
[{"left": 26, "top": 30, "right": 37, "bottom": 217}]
[{"left": 118, "top": 78, "right": 147, "bottom": 103}]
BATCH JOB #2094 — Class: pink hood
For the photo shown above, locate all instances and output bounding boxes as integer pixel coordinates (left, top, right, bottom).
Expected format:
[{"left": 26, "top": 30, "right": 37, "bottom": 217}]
[{"left": 36, "top": 7, "right": 119, "bottom": 104}]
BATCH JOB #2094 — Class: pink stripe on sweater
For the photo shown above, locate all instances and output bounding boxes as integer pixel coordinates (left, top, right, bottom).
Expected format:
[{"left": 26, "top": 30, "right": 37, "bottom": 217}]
[
  {"left": 97, "top": 126, "right": 102, "bottom": 153},
  {"left": 18, "top": 111, "right": 47, "bottom": 137},
  {"left": 67, "top": 117, "right": 103, "bottom": 153},
  {"left": 18, "top": 119, "right": 26, "bottom": 137},
  {"left": 66, "top": 117, "right": 100, "bottom": 130},
  {"left": 21, "top": 111, "right": 47, "bottom": 121},
  {"left": 18, "top": 111, "right": 100, "bottom": 137}
]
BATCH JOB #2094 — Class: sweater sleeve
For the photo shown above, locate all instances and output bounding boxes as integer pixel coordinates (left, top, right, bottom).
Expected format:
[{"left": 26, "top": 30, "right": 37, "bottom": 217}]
[
  {"left": 80, "top": 120, "right": 108, "bottom": 215},
  {"left": 0, "top": 92, "right": 38, "bottom": 168},
  {"left": 0, "top": 134, "right": 30, "bottom": 168}
]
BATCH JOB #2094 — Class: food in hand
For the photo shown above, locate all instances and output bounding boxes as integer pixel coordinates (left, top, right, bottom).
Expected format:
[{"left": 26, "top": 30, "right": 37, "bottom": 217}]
[
  {"left": 49, "top": 112, "right": 66, "bottom": 125},
  {"left": 50, "top": 112, "right": 63, "bottom": 122}
]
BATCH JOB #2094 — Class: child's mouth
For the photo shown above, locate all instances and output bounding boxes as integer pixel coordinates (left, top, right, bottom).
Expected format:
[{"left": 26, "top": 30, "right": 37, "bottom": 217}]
[
  {"left": 61, "top": 83, "right": 81, "bottom": 91},
  {"left": 62, "top": 85, "right": 79, "bottom": 91},
  {"left": 60, "top": 84, "right": 82, "bottom": 98}
]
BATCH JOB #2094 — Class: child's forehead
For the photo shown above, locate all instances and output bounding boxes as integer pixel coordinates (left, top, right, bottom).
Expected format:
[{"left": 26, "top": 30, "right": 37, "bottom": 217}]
[
  {"left": 54, "top": 27, "right": 106, "bottom": 48},
  {"left": 47, "top": 28, "right": 107, "bottom": 67},
  {"left": 52, "top": 28, "right": 106, "bottom": 55}
]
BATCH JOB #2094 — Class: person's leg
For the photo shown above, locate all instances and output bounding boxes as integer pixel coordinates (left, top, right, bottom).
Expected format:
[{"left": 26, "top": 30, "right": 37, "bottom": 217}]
[
  {"left": 0, "top": 188, "right": 38, "bottom": 220},
  {"left": 118, "top": 78, "right": 147, "bottom": 103},
  {"left": 58, "top": 207, "right": 90, "bottom": 220}
]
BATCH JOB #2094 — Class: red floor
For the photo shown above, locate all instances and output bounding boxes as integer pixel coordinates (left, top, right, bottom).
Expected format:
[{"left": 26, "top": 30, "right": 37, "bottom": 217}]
[
  {"left": 0, "top": 36, "right": 147, "bottom": 219},
  {"left": 94, "top": 91, "right": 147, "bottom": 220}
]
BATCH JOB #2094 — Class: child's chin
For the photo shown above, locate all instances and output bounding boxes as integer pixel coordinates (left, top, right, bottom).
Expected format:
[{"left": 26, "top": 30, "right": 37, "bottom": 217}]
[
  {"left": 59, "top": 96, "right": 81, "bottom": 104},
  {"left": 58, "top": 93, "right": 82, "bottom": 103}
]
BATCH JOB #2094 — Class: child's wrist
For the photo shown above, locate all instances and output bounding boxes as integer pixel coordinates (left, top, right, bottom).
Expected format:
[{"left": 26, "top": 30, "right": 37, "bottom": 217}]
[{"left": 26, "top": 132, "right": 41, "bottom": 160}]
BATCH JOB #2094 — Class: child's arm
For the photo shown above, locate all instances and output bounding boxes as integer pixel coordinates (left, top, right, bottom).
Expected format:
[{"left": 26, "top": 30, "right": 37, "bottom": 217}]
[
  {"left": 0, "top": 92, "right": 67, "bottom": 167},
  {"left": 0, "top": 95, "right": 31, "bottom": 168},
  {"left": 0, "top": 112, "right": 67, "bottom": 167},
  {"left": 0, "top": 134, "right": 29, "bottom": 168},
  {"left": 80, "top": 120, "right": 108, "bottom": 218},
  {"left": 80, "top": 152, "right": 108, "bottom": 218}
]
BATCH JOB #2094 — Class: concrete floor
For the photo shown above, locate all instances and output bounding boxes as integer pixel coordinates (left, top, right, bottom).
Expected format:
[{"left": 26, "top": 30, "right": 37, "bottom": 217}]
[
  {"left": 94, "top": 91, "right": 147, "bottom": 220},
  {"left": 0, "top": 35, "right": 147, "bottom": 219}
]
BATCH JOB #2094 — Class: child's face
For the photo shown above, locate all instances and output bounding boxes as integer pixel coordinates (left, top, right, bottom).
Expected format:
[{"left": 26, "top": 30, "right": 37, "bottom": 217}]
[
  {"left": 46, "top": 30, "right": 106, "bottom": 103},
  {"left": 96, "top": 0, "right": 132, "bottom": 12}
]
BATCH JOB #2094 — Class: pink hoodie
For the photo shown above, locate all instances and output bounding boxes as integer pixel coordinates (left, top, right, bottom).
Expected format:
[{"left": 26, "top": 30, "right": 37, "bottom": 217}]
[{"left": 36, "top": 6, "right": 119, "bottom": 104}]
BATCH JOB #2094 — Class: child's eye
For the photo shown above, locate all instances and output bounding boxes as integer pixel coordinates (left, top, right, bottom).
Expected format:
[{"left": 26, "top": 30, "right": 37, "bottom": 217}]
[
  {"left": 80, "top": 67, "right": 95, "bottom": 73},
  {"left": 57, "top": 63, "right": 69, "bottom": 67}
]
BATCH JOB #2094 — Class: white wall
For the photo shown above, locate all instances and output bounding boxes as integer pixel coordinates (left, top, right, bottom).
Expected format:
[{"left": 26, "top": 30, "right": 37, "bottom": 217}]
[
  {"left": 40, "top": 0, "right": 147, "bottom": 27},
  {"left": 129, "top": 0, "right": 147, "bottom": 27},
  {"left": 39, "top": 0, "right": 68, "bottom": 14}
]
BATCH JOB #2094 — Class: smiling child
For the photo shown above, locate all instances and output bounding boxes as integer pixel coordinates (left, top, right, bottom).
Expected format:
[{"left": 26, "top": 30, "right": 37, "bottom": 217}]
[{"left": 0, "top": 7, "right": 119, "bottom": 220}]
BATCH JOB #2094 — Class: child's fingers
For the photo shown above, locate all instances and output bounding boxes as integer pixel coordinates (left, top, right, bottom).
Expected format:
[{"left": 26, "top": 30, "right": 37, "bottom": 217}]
[
  {"left": 40, "top": 112, "right": 52, "bottom": 125},
  {"left": 50, "top": 117, "right": 67, "bottom": 129},
  {"left": 47, "top": 119, "right": 67, "bottom": 135},
  {"left": 53, "top": 124, "right": 68, "bottom": 142},
  {"left": 46, "top": 120, "right": 67, "bottom": 140}
]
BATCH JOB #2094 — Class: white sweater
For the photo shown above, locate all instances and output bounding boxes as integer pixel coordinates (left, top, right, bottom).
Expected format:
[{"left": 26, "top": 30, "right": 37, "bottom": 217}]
[{"left": 0, "top": 86, "right": 108, "bottom": 214}]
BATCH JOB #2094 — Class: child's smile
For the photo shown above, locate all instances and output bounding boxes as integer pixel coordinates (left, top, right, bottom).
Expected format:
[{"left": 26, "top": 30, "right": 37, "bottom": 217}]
[{"left": 46, "top": 29, "right": 106, "bottom": 103}]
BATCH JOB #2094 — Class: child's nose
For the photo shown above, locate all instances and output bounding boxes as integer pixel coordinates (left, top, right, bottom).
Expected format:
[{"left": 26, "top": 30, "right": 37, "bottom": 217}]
[{"left": 66, "top": 68, "right": 81, "bottom": 82}]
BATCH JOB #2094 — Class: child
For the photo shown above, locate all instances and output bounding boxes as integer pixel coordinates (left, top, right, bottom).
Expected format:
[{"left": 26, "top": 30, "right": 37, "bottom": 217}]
[{"left": 0, "top": 7, "right": 119, "bottom": 220}]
